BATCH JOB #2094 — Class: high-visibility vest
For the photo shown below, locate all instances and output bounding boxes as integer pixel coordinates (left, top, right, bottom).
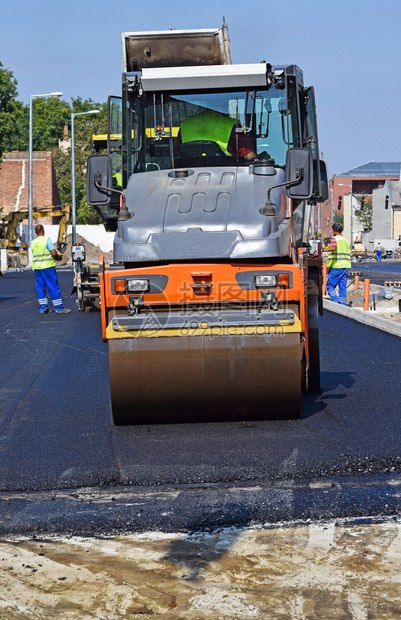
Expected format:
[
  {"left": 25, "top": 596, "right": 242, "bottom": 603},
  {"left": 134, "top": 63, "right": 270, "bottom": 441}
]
[
  {"left": 31, "top": 236, "right": 56, "bottom": 270},
  {"left": 326, "top": 235, "right": 351, "bottom": 269},
  {"left": 180, "top": 110, "right": 235, "bottom": 156},
  {"left": 113, "top": 172, "right": 122, "bottom": 186}
]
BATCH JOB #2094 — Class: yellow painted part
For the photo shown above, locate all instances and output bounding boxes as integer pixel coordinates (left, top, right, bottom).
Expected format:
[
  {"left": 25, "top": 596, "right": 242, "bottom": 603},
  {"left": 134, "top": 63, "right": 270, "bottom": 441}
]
[
  {"left": 92, "top": 128, "right": 179, "bottom": 141},
  {"left": 145, "top": 127, "right": 179, "bottom": 138},
  {"left": 106, "top": 315, "right": 302, "bottom": 340},
  {"left": 92, "top": 133, "right": 122, "bottom": 141}
]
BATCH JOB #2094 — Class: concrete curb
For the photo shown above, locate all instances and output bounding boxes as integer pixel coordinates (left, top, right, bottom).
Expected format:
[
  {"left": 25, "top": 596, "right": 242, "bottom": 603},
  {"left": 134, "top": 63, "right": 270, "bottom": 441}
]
[{"left": 323, "top": 299, "right": 401, "bottom": 338}]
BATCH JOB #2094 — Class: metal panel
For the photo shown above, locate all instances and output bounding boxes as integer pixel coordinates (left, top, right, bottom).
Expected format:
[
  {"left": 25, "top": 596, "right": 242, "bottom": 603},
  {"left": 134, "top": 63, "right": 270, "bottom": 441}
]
[
  {"left": 113, "top": 166, "right": 289, "bottom": 262},
  {"left": 140, "top": 64, "right": 268, "bottom": 92}
]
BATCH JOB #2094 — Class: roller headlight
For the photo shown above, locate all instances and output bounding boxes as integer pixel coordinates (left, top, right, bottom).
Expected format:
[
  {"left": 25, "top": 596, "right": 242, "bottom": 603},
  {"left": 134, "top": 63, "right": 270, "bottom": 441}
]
[
  {"left": 255, "top": 274, "right": 277, "bottom": 288},
  {"left": 127, "top": 278, "right": 150, "bottom": 292}
]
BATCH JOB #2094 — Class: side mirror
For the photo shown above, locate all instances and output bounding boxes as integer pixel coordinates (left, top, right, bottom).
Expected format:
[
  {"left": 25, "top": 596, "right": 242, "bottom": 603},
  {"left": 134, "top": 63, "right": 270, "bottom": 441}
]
[
  {"left": 314, "top": 160, "right": 329, "bottom": 203},
  {"left": 285, "top": 148, "right": 313, "bottom": 199},
  {"left": 86, "top": 155, "right": 112, "bottom": 206}
]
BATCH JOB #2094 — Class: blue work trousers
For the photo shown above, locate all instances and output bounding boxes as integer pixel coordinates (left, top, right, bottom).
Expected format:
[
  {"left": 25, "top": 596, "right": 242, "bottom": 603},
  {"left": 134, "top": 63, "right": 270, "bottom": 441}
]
[
  {"left": 326, "top": 268, "right": 349, "bottom": 305},
  {"left": 34, "top": 267, "right": 64, "bottom": 313}
]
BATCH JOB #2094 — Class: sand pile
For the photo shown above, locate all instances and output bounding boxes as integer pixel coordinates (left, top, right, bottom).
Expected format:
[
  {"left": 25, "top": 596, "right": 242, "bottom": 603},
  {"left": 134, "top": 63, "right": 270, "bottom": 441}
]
[{"left": 60, "top": 233, "right": 113, "bottom": 266}]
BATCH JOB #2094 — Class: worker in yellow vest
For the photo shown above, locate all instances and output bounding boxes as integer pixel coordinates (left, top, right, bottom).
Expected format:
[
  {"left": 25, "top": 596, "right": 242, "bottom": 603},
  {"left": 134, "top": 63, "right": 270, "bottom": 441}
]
[
  {"left": 176, "top": 109, "right": 257, "bottom": 160},
  {"left": 113, "top": 167, "right": 122, "bottom": 188},
  {"left": 326, "top": 223, "right": 351, "bottom": 305},
  {"left": 31, "top": 224, "right": 70, "bottom": 314}
]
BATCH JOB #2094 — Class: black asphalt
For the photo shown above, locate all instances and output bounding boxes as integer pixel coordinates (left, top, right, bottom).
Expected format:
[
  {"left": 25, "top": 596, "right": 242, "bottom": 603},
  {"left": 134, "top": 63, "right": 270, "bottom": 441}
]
[
  {"left": 350, "top": 259, "right": 401, "bottom": 285},
  {"left": 1, "top": 268, "right": 401, "bottom": 534}
]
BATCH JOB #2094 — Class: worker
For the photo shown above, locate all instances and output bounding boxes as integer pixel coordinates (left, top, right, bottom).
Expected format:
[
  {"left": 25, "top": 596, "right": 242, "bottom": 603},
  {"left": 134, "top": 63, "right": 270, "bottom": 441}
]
[
  {"left": 326, "top": 223, "right": 351, "bottom": 305},
  {"left": 31, "top": 224, "right": 71, "bottom": 314},
  {"left": 113, "top": 167, "right": 122, "bottom": 188},
  {"left": 176, "top": 109, "right": 258, "bottom": 160},
  {"left": 375, "top": 243, "right": 382, "bottom": 262}
]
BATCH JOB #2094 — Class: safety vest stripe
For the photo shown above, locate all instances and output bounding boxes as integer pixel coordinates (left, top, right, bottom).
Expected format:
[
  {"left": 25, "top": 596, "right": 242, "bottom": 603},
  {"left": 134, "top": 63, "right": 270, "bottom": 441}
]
[{"left": 33, "top": 255, "right": 54, "bottom": 261}]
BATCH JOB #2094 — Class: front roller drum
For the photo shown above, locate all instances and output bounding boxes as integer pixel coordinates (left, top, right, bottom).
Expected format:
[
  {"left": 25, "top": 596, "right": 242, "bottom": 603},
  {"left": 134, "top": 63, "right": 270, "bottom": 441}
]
[{"left": 109, "top": 332, "right": 301, "bottom": 425}]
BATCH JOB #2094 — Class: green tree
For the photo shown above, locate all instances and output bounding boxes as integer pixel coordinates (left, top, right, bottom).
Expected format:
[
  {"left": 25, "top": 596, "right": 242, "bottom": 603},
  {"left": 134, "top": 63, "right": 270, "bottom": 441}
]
[
  {"left": 0, "top": 61, "right": 109, "bottom": 226},
  {"left": 0, "top": 62, "right": 27, "bottom": 158},
  {"left": 30, "top": 96, "right": 71, "bottom": 151},
  {"left": 355, "top": 197, "right": 372, "bottom": 231},
  {"left": 333, "top": 212, "right": 344, "bottom": 227},
  {"left": 52, "top": 98, "right": 107, "bottom": 224}
]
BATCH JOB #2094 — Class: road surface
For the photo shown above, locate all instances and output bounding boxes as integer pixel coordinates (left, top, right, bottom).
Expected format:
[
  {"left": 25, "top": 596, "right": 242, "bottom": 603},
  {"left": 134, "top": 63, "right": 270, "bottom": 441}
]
[{"left": 1, "top": 269, "right": 401, "bottom": 535}]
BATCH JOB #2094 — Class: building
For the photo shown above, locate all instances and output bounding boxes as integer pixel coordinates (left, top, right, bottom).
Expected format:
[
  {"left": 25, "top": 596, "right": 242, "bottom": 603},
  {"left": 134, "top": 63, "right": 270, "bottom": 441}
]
[
  {"left": 318, "top": 162, "right": 400, "bottom": 243},
  {"left": 0, "top": 151, "right": 61, "bottom": 226},
  {"left": 371, "top": 177, "right": 401, "bottom": 243}
]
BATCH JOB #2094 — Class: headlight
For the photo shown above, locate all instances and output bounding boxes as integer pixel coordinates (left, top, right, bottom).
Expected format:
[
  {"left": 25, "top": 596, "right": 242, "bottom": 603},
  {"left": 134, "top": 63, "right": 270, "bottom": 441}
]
[
  {"left": 127, "top": 278, "right": 150, "bottom": 292},
  {"left": 255, "top": 274, "right": 277, "bottom": 288}
]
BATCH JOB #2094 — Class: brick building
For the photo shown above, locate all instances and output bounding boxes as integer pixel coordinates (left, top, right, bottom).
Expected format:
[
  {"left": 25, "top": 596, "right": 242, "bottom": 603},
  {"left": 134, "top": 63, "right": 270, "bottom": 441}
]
[
  {"left": 315, "top": 162, "right": 401, "bottom": 242},
  {"left": 0, "top": 151, "right": 61, "bottom": 225}
]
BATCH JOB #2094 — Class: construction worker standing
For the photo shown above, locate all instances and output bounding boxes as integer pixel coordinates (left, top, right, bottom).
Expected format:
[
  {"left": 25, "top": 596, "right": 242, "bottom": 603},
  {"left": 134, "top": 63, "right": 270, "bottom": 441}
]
[
  {"left": 326, "top": 223, "right": 351, "bottom": 305},
  {"left": 31, "top": 224, "right": 70, "bottom": 314}
]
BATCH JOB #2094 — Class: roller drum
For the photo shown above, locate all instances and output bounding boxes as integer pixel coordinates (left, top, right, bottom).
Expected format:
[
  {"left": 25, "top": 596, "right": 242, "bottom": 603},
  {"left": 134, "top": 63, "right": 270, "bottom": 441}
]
[{"left": 109, "top": 332, "right": 301, "bottom": 424}]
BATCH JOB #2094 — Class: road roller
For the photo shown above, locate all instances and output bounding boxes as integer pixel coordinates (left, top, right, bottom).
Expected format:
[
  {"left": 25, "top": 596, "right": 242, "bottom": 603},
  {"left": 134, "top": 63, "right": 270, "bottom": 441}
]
[{"left": 85, "top": 24, "right": 328, "bottom": 424}]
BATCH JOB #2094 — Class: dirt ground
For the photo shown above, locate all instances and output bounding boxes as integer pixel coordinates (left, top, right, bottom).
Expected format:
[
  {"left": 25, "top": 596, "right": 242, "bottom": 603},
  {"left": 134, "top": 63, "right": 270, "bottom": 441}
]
[
  {"left": 345, "top": 279, "right": 401, "bottom": 324},
  {"left": 1, "top": 519, "right": 401, "bottom": 619}
]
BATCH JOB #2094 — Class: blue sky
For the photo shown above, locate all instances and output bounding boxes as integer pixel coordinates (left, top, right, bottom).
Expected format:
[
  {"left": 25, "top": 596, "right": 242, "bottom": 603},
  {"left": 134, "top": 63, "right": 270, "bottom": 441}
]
[{"left": 1, "top": 0, "right": 400, "bottom": 177}]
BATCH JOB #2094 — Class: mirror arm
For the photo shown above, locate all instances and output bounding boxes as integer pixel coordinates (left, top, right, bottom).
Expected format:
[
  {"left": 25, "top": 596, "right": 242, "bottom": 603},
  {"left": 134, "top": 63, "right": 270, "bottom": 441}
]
[
  {"left": 94, "top": 178, "right": 123, "bottom": 197},
  {"left": 268, "top": 168, "right": 303, "bottom": 200},
  {"left": 260, "top": 169, "right": 303, "bottom": 217},
  {"left": 94, "top": 179, "right": 132, "bottom": 221}
]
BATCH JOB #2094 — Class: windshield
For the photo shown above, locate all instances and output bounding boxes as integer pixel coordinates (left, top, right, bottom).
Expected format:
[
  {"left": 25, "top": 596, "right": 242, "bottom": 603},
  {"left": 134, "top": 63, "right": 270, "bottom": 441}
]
[{"left": 126, "top": 83, "right": 300, "bottom": 175}]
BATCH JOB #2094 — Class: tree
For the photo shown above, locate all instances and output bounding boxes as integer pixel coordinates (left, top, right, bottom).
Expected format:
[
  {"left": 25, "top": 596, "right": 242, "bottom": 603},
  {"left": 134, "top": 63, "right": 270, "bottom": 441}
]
[
  {"left": 0, "top": 61, "right": 109, "bottom": 225},
  {"left": 333, "top": 212, "right": 344, "bottom": 227},
  {"left": 0, "top": 62, "right": 27, "bottom": 158},
  {"left": 52, "top": 98, "right": 108, "bottom": 224},
  {"left": 355, "top": 197, "right": 372, "bottom": 231},
  {"left": 30, "top": 97, "right": 71, "bottom": 151}
]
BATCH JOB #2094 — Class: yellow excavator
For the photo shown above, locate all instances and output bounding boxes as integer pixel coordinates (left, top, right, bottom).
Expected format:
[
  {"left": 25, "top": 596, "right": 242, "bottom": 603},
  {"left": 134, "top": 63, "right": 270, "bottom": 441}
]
[{"left": 0, "top": 204, "right": 70, "bottom": 267}]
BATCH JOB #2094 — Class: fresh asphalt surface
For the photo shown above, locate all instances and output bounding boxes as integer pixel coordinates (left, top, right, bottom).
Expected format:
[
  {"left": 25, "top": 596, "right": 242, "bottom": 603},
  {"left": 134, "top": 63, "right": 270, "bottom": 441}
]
[
  {"left": 350, "top": 258, "right": 401, "bottom": 285},
  {"left": 1, "top": 268, "right": 401, "bottom": 535}
]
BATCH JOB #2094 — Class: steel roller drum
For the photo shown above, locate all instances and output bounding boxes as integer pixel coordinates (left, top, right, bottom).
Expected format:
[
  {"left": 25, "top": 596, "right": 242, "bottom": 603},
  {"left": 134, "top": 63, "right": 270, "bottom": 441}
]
[{"left": 109, "top": 332, "right": 301, "bottom": 425}]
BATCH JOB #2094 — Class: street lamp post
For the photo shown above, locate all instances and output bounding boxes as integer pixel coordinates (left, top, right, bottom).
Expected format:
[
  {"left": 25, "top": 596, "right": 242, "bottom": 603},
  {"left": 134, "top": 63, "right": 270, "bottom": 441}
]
[
  {"left": 28, "top": 92, "right": 63, "bottom": 268},
  {"left": 71, "top": 110, "right": 100, "bottom": 246}
]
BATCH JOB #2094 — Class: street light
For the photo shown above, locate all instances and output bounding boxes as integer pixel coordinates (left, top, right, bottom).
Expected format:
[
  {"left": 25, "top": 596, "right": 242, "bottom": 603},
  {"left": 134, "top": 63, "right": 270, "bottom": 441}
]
[
  {"left": 28, "top": 91, "right": 63, "bottom": 268},
  {"left": 71, "top": 110, "right": 100, "bottom": 246}
]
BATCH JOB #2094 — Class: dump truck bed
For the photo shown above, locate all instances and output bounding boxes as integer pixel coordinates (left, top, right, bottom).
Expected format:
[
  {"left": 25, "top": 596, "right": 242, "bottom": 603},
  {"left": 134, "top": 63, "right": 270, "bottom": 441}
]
[{"left": 121, "top": 25, "right": 231, "bottom": 72}]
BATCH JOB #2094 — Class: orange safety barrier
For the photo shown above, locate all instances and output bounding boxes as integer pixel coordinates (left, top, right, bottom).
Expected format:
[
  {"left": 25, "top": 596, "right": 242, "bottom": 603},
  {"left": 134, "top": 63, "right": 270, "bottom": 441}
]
[
  {"left": 354, "top": 275, "right": 360, "bottom": 289},
  {"left": 322, "top": 263, "right": 327, "bottom": 295},
  {"left": 363, "top": 279, "right": 370, "bottom": 311}
]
